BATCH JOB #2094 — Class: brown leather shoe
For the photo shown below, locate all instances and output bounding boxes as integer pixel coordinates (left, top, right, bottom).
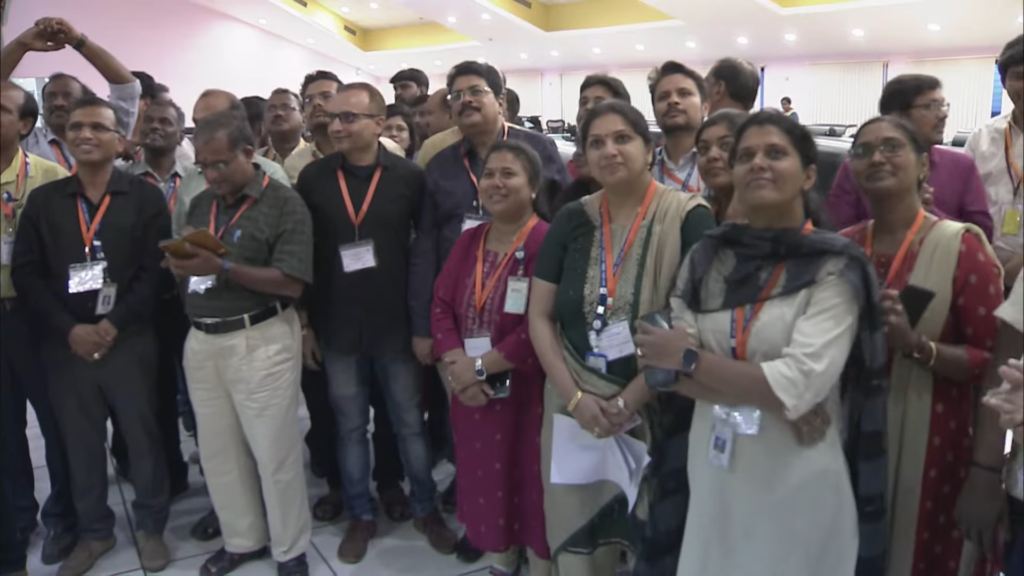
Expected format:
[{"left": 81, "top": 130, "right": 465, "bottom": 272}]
[
  {"left": 136, "top": 531, "right": 170, "bottom": 572},
  {"left": 337, "top": 519, "right": 377, "bottom": 564},
  {"left": 56, "top": 536, "right": 116, "bottom": 576},
  {"left": 413, "top": 509, "right": 456, "bottom": 555}
]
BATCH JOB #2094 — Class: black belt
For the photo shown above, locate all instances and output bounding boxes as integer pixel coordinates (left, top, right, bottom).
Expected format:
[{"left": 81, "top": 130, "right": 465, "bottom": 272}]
[{"left": 190, "top": 302, "right": 289, "bottom": 335}]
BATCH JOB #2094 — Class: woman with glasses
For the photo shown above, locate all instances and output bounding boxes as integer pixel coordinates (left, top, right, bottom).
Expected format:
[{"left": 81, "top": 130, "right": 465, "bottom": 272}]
[
  {"left": 694, "top": 109, "right": 747, "bottom": 222},
  {"left": 841, "top": 116, "right": 1003, "bottom": 575},
  {"left": 383, "top": 103, "right": 417, "bottom": 160}
]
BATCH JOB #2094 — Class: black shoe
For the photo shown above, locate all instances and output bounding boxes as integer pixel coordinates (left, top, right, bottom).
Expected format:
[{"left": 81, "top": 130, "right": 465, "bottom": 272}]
[
  {"left": 454, "top": 535, "right": 484, "bottom": 563},
  {"left": 181, "top": 412, "right": 196, "bottom": 435},
  {"left": 40, "top": 528, "right": 77, "bottom": 565},
  {"left": 189, "top": 510, "right": 222, "bottom": 542},
  {"left": 277, "top": 553, "right": 308, "bottom": 576},
  {"left": 199, "top": 547, "right": 268, "bottom": 576}
]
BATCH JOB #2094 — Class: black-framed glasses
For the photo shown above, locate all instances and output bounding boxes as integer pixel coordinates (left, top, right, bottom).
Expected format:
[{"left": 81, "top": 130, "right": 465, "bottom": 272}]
[
  {"left": 909, "top": 101, "right": 950, "bottom": 114},
  {"left": 849, "top": 141, "right": 907, "bottom": 160},
  {"left": 449, "top": 86, "right": 493, "bottom": 103},
  {"left": 325, "top": 111, "right": 381, "bottom": 124}
]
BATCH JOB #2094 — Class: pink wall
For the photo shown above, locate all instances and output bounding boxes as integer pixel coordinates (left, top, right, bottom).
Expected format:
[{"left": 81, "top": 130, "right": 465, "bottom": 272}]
[{"left": 1, "top": 0, "right": 365, "bottom": 115}]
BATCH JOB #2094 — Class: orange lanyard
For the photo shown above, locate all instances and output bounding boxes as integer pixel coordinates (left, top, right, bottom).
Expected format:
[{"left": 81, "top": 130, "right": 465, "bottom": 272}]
[
  {"left": 474, "top": 214, "right": 539, "bottom": 312},
  {"left": 337, "top": 166, "right": 383, "bottom": 240},
  {"left": 76, "top": 194, "right": 112, "bottom": 261},
  {"left": 600, "top": 179, "right": 657, "bottom": 309},
  {"left": 462, "top": 123, "right": 509, "bottom": 208},
  {"left": 1006, "top": 124, "right": 1023, "bottom": 198},
  {"left": 144, "top": 174, "right": 180, "bottom": 213},
  {"left": 865, "top": 208, "right": 926, "bottom": 288},
  {"left": 50, "top": 142, "right": 75, "bottom": 174},
  {"left": 1, "top": 153, "right": 30, "bottom": 221},
  {"left": 208, "top": 174, "right": 267, "bottom": 239},
  {"left": 732, "top": 221, "right": 813, "bottom": 360},
  {"left": 660, "top": 161, "right": 698, "bottom": 192}
]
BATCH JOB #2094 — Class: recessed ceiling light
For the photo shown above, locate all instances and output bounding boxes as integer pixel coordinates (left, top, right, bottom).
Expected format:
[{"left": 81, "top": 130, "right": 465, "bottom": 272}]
[
  {"left": 592, "top": 47, "right": 602, "bottom": 54},
  {"left": 434, "top": 60, "right": 443, "bottom": 66},
  {"left": 635, "top": 44, "right": 645, "bottom": 51},
  {"left": 447, "top": 16, "right": 457, "bottom": 23},
  {"left": 784, "top": 33, "right": 797, "bottom": 41},
  {"left": 340, "top": 6, "right": 350, "bottom": 13},
  {"left": 368, "top": 64, "right": 376, "bottom": 70},
  {"left": 851, "top": 28, "right": 865, "bottom": 37},
  {"left": 927, "top": 23, "right": 941, "bottom": 32},
  {"left": 520, "top": 53, "right": 529, "bottom": 59},
  {"left": 306, "top": 38, "right": 315, "bottom": 44},
  {"left": 685, "top": 41, "right": 696, "bottom": 48},
  {"left": 257, "top": 18, "right": 268, "bottom": 25},
  {"left": 482, "top": 13, "right": 492, "bottom": 20},
  {"left": 369, "top": 2, "right": 379, "bottom": 8},
  {"left": 476, "top": 56, "right": 486, "bottom": 63},
  {"left": 550, "top": 50, "right": 559, "bottom": 56},
  {"left": 400, "top": 62, "right": 408, "bottom": 67},
  {"left": 736, "top": 36, "right": 749, "bottom": 44}
]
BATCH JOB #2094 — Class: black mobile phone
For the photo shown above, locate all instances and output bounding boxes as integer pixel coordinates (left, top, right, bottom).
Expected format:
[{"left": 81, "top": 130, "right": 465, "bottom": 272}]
[
  {"left": 899, "top": 284, "right": 936, "bottom": 329},
  {"left": 488, "top": 372, "right": 511, "bottom": 399},
  {"left": 639, "top": 311, "right": 679, "bottom": 391}
]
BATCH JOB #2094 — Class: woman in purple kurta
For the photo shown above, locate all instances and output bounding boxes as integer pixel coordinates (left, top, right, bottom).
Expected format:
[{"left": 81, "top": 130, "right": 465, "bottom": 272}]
[{"left": 431, "top": 141, "right": 552, "bottom": 573}]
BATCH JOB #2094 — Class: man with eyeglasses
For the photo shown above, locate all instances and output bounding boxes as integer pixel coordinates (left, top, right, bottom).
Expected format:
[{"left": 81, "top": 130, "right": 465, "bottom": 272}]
[
  {"left": 258, "top": 89, "right": 307, "bottom": 165},
  {"left": 827, "top": 74, "right": 992, "bottom": 236},
  {"left": 0, "top": 19, "right": 141, "bottom": 172},
  {"left": 11, "top": 96, "right": 172, "bottom": 576}
]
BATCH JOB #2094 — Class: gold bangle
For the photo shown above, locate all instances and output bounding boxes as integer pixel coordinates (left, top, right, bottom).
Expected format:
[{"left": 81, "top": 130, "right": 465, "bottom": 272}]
[
  {"left": 567, "top": 390, "right": 584, "bottom": 413},
  {"left": 926, "top": 340, "right": 937, "bottom": 369}
]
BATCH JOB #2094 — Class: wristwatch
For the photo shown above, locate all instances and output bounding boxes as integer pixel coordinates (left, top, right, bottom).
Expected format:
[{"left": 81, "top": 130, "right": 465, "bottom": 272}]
[
  {"left": 680, "top": 347, "right": 700, "bottom": 377},
  {"left": 474, "top": 357, "right": 487, "bottom": 381}
]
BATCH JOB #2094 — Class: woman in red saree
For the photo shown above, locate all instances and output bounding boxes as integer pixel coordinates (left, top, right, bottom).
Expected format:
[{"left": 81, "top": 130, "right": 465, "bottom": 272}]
[
  {"left": 431, "top": 140, "right": 551, "bottom": 575},
  {"left": 841, "top": 116, "right": 1004, "bottom": 576}
]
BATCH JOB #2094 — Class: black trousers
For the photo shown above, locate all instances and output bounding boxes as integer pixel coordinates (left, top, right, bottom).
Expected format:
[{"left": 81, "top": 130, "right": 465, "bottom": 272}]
[
  {"left": 424, "top": 367, "right": 452, "bottom": 462},
  {"left": 44, "top": 328, "right": 169, "bottom": 539},
  {"left": 0, "top": 301, "right": 77, "bottom": 535},
  {"left": 110, "top": 296, "right": 189, "bottom": 488}
]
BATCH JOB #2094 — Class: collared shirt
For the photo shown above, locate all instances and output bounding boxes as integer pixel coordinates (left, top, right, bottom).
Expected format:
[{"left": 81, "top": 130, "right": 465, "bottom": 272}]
[
  {"left": 409, "top": 124, "right": 571, "bottom": 337},
  {"left": 172, "top": 155, "right": 289, "bottom": 237},
  {"left": 284, "top": 137, "right": 404, "bottom": 185},
  {"left": 11, "top": 168, "right": 170, "bottom": 339},
  {"left": 826, "top": 146, "right": 994, "bottom": 239},
  {"left": 22, "top": 80, "right": 143, "bottom": 171},
  {"left": 296, "top": 145, "right": 424, "bottom": 354},
  {"left": 182, "top": 168, "right": 313, "bottom": 319},
  {"left": 965, "top": 111, "right": 1023, "bottom": 257},
  {"left": 1, "top": 150, "right": 69, "bottom": 298},
  {"left": 416, "top": 126, "right": 462, "bottom": 169},
  {"left": 651, "top": 146, "right": 705, "bottom": 196},
  {"left": 125, "top": 155, "right": 187, "bottom": 206},
  {"left": 257, "top": 138, "right": 308, "bottom": 167}
]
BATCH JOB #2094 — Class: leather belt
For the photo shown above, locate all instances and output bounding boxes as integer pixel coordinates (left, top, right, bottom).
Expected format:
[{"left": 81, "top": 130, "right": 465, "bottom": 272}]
[{"left": 190, "top": 302, "right": 289, "bottom": 335}]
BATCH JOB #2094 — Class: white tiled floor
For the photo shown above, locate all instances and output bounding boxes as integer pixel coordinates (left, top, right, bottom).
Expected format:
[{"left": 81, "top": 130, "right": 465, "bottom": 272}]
[{"left": 21, "top": 405, "right": 497, "bottom": 575}]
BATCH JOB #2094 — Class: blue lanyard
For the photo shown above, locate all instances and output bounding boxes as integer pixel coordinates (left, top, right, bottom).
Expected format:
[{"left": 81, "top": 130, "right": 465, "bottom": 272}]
[
  {"left": 591, "top": 221, "right": 630, "bottom": 332},
  {"left": 656, "top": 152, "right": 697, "bottom": 191},
  {"left": 164, "top": 175, "right": 179, "bottom": 204}
]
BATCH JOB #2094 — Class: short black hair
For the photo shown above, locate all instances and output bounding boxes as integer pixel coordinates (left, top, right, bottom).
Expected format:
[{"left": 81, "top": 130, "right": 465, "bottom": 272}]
[
  {"left": 194, "top": 109, "right": 255, "bottom": 152},
  {"left": 132, "top": 71, "right": 158, "bottom": 100},
  {"left": 154, "top": 83, "right": 170, "bottom": 98},
  {"left": 579, "top": 74, "right": 631, "bottom": 104},
  {"left": 269, "top": 87, "right": 302, "bottom": 109},
  {"left": 696, "top": 109, "right": 748, "bottom": 144},
  {"left": 41, "top": 72, "right": 95, "bottom": 100},
  {"left": 410, "top": 93, "right": 430, "bottom": 108},
  {"left": 649, "top": 60, "right": 708, "bottom": 103},
  {"left": 68, "top": 96, "right": 123, "bottom": 133},
  {"left": 505, "top": 88, "right": 521, "bottom": 118},
  {"left": 240, "top": 96, "right": 267, "bottom": 130},
  {"left": 446, "top": 61, "right": 504, "bottom": 100},
  {"left": 146, "top": 99, "right": 187, "bottom": 129},
  {"left": 580, "top": 100, "right": 653, "bottom": 150},
  {"left": 998, "top": 34, "right": 1024, "bottom": 86},
  {"left": 879, "top": 74, "right": 942, "bottom": 115},
  {"left": 339, "top": 82, "right": 387, "bottom": 116},
  {"left": 781, "top": 96, "right": 792, "bottom": 106},
  {"left": 485, "top": 139, "right": 543, "bottom": 190},
  {"left": 390, "top": 68, "right": 429, "bottom": 91},
  {"left": 707, "top": 57, "right": 760, "bottom": 110},
  {"left": 385, "top": 103, "right": 417, "bottom": 158},
  {"left": 853, "top": 115, "right": 928, "bottom": 156},
  {"left": 1, "top": 82, "right": 40, "bottom": 139},
  {"left": 301, "top": 70, "right": 343, "bottom": 97}
]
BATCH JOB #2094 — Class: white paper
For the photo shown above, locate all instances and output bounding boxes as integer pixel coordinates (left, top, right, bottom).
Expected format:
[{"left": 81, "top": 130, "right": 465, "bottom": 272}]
[
  {"left": 549, "top": 414, "right": 651, "bottom": 512},
  {"left": 339, "top": 241, "right": 377, "bottom": 273},
  {"left": 0, "top": 236, "right": 13, "bottom": 266},
  {"left": 503, "top": 277, "right": 529, "bottom": 315},
  {"left": 462, "top": 215, "right": 489, "bottom": 233},
  {"left": 597, "top": 320, "right": 635, "bottom": 361},
  {"left": 464, "top": 336, "right": 492, "bottom": 358}
]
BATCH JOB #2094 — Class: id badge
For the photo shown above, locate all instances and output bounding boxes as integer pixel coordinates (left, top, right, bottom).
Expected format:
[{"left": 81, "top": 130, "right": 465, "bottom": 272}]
[
  {"left": 188, "top": 275, "right": 217, "bottom": 294},
  {"left": 461, "top": 214, "right": 490, "bottom": 234},
  {"left": 464, "top": 336, "right": 492, "bottom": 358},
  {"left": 67, "top": 261, "right": 107, "bottom": 294},
  {"left": 1000, "top": 204, "right": 1023, "bottom": 237},
  {"left": 597, "top": 321, "right": 636, "bottom": 361},
  {"left": 503, "top": 277, "right": 529, "bottom": 315},
  {"left": 708, "top": 418, "right": 734, "bottom": 469},
  {"left": 585, "top": 351, "right": 608, "bottom": 374},
  {"left": 0, "top": 235, "right": 13, "bottom": 266},
  {"left": 339, "top": 240, "right": 377, "bottom": 273},
  {"left": 711, "top": 405, "right": 762, "bottom": 436},
  {"left": 95, "top": 283, "right": 117, "bottom": 315}
]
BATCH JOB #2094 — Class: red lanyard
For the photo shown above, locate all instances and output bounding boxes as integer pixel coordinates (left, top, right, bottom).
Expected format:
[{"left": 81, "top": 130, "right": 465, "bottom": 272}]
[
  {"left": 600, "top": 179, "right": 657, "bottom": 310},
  {"left": 1006, "top": 124, "right": 1023, "bottom": 198},
  {"left": 865, "top": 208, "right": 926, "bottom": 288},
  {"left": 144, "top": 174, "right": 181, "bottom": 213},
  {"left": 50, "top": 142, "right": 75, "bottom": 174},
  {"left": 208, "top": 174, "right": 267, "bottom": 239},
  {"left": 732, "top": 221, "right": 814, "bottom": 360},
  {"left": 1, "top": 152, "right": 30, "bottom": 221},
  {"left": 77, "top": 194, "right": 112, "bottom": 260},
  {"left": 462, "top": 123, "right": 509, "bottom": 203},
  {"left": 337, "top": 166, "right": 383, "bottom": 240},
  {"left": 474, "top": 214, "right": 539, "bottom": 312}
]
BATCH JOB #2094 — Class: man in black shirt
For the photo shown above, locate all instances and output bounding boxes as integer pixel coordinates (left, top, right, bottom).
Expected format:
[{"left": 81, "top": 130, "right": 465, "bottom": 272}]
[
  {"left": 295, "top": 83, "right": 456, "bottom": 564},
  {"left": 11, "top": 96, "right": 171, "bottom": 576}
]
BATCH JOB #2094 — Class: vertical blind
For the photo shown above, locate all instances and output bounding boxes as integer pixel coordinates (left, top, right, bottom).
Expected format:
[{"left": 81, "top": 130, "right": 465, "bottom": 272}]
[{"left": 887, "top": 57, "right": 997, "bottom": 139}]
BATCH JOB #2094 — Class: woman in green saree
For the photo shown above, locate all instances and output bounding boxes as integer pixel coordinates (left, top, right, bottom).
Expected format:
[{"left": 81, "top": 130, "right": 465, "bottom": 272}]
[{"left": 527, "top": 100, "right": 716, "bottom": 575}]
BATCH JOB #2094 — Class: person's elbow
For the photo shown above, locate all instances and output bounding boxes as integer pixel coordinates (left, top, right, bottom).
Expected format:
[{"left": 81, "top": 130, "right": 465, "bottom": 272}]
[{"left": 281, "top": 275, "right": 306, "bottom": 300}]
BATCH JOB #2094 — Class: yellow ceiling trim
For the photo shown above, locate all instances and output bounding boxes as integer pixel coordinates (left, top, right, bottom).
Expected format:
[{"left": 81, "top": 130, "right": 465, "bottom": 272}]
[
  {"left": 268, "top": 0, "right": 367, "bottom": 49},
  {"left": 770, "top": 0, "right": 861, "bottom": 6},
  {"left": 486, "top": 0, "right": 674, "bottom": 32}
]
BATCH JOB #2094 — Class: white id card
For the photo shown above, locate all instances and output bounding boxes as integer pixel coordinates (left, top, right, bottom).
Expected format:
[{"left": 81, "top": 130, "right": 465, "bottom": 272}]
[
  {"left": 708, "top": 419, "right": 734, "bottom": 469},
  {"left": 67, "top": 261, "right": 107, "bottom": 294},
  {"left": 462, "top": 214, "right": 490, "bottom": 234},
  {"left": 339, "top": 240, "right": 377, "bottom": 273},
  {"left": 503, "top": 277, "right": 529, "bottom": 315},
  {"left": 597, "top": 321, "right": 636, "bottom": 361},
  {"left": 464, "top": 336, "right": 492, "bottom": 358},
  {"left": 188, "top": 275, "right": 217, "bottom": 294},
  {"left": 0, "top": 235, "right": 13, "bottom": 266},
  {"left": 95, "top": 283, "right": 117, "bottom": 315}
]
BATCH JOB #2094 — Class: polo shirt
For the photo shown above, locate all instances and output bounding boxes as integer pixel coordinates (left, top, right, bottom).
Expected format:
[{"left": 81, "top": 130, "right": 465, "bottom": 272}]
[
  {"left": 965, "top": 111, "right": 1023, "bottom": 258},
  {"left": 296, "top": 145, "right": 424, "bottom": 354},
  {"left": 284, "top": 137, "right": 405, "bottom": 185},
  {"left": 172, "top": 155, "right": 289, "bottom": 237},
  {"left": 1, "top": 149, "right": 70, "bottom": 297},
  {"left": 182, "top": 168, "right": 313, "bottom": 319},
  {"left": 125, "top": 156, "right": 187, "bottom": 209}
]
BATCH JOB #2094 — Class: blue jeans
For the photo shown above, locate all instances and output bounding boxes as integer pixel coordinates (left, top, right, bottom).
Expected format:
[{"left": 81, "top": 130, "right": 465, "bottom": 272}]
[{"left": 322, "top": 348, "right": 437, "bottom": 521}]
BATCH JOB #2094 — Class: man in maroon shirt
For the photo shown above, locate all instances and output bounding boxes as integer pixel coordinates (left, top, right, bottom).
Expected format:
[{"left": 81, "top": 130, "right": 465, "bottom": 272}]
[{"left": 826, "top": 74, "right": 993, "bottom": 238}]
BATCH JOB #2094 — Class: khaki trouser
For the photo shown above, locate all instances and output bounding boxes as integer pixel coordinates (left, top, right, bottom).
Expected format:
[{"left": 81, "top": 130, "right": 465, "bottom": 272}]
[{"left": 183, "top": 307, "right": 311, "bottom": 562}]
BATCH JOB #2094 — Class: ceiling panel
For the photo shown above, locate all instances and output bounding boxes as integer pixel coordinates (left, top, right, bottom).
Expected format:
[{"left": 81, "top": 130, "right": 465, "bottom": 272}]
[{"left": 319, "top": 0, "right": 424, "bottom": 29}]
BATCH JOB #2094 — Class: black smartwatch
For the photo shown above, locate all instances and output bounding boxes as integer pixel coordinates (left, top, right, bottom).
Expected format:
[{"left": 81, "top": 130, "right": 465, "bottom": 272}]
[
  {"left": 680, "top": 347, "right": 700, "bottom": 377},
  {"left": 71, "top": 34, "right": 88, "bottom": 52}
]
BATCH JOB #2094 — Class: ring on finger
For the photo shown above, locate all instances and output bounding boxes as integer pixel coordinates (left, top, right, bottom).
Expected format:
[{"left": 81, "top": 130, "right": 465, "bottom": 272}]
[{"left": 636, "top": 347, "right": 644, "bottom": 358}]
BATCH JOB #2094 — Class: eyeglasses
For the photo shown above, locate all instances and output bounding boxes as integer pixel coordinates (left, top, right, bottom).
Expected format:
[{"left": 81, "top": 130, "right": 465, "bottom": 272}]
[
  {"left": 849, "top": 141, "right": 907, "bottom": 160},
  {"left": 66, "top": 122, "right": 121, "bottom": 136},
  {"left": 909, "top": 101, "right": 950, "bottom": 114},
  {"left": 449, "top": 86, "right": 493, "bottom": 103},
  {"left": 267, "top": 104, "right": 299, "bottom": 115},
  {"left": 194, "top": 160, "right": 233, "bottom": 174},
  {"left": 325, "top": 111, "right": 381, "bottom": 124}
]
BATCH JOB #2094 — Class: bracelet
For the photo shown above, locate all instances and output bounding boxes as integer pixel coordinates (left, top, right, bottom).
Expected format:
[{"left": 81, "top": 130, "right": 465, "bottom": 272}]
[
  {"left": 925, "top": 340, "right": 937, "bottom": 368},
  {"left": 971, "top": 460, "right": 1002, "bottom": 475},
  {"left": 71, "top": 34, "right": 88, "bottom": 51},
  {"left": 567, "top": 390, "right": 584, "bottom": 413}
]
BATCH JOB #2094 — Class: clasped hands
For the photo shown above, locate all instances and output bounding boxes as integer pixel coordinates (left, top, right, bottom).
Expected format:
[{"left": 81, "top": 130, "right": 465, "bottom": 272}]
[
  {"left": 569, "top": 391, "right": 633, "bottom": 439},
  {"left": 16, "top": 18, "right": 81, "bottom": 52},
  {"left": 444, "top": 352, "right": 492, "bottom": 408},
  {"left": 68, "top": 319, "right": 118, "bottom": 363}
]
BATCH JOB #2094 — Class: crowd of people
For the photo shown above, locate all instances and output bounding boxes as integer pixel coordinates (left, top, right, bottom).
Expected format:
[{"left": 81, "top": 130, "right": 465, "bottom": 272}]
[{"left": 0, "top": 14, "right": 1022, "bottom": 576}]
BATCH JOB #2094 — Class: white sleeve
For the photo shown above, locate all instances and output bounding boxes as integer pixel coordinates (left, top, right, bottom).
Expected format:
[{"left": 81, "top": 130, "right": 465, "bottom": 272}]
[
  {"left": 107, "top": 80, "right": 142, "bottom": 136},
  {"left": 995, "top": 271, "right": 1024, "bottom": 334},
  {"left": 760, "top": 274, "right": 859, "bottom": 420},
  {"left": 963, "top": 127, "right": 981, "bottom": 160}
]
